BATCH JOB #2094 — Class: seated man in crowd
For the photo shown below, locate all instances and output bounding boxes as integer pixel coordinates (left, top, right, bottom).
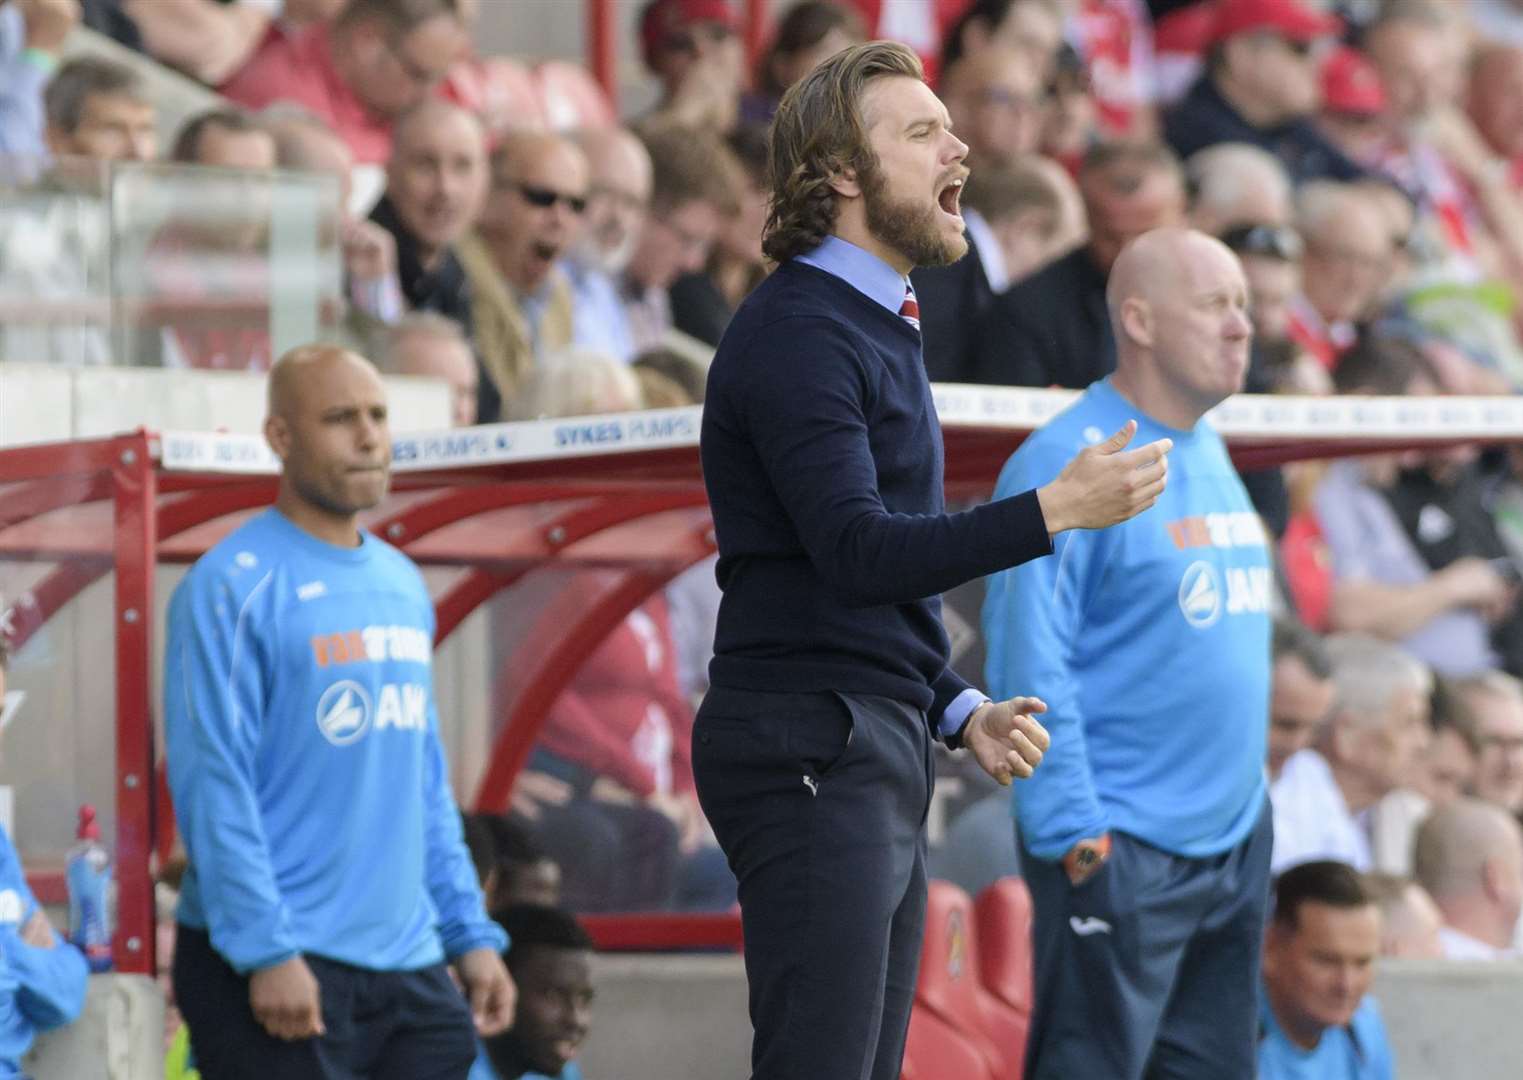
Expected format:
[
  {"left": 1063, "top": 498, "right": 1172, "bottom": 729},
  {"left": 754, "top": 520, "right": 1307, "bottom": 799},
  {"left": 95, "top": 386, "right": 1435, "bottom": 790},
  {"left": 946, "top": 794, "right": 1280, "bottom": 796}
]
[
  {"left": 565, "top": 125, "right": 652, "bottom": 363},
  {"left": 220, "top": 0, "right": 468, "bottom": 165},
  {"left": 1165, "top": 0, "right": 1363, "bottom": 186},
  {"left": 971, "top": 138, "right": 1185, "bottom": 388},
  {"left": 138, "top": 108, "right": 280, "bottom": 371},
  {"left": 473, "top": 905, "right": 594, "bottom": 1080},
  {"left": 1315, "top": 337, "right": 1513, "bottom": 677},
  {"left": 1288, "top": 182, "right": 1395, "bottom": 370},
  {"left": 384, "top": 311, "right": 479, "bottom": 428},
  {"left": 1259, "top": 860, "right": 1394, "bottom": 1080},
  {"left": 1455, "top": 672, "right": 1523, "bottom": 817},
  {"left": 1364, "top": 872, "right": 1443, "bottom": 959},
  {"left": 370, "top": 99, "right": 487, "bottom": 337},
  {"left": 1186, "top": 142, "right": 1294, "bottom": 237},
  {"left": 1267, "top": 617, "right": 1337, "bottom": 784},
  {"left": 458, "top": 131, "right": 587, "bottom": 421},
  {"left": 937, "top": 43, "right": 1046, "bottom": 170},
  {"left": 1271, "top": 634, "right": 1431, "bottom": 874},
  {"left": 638, "top": 0, "right": 744, "bottom": 135},
  {"left": 619, "top": 123, "right": 733, "bottom": 355},
  {"left": 1414, "top": 797, "right": 1523, "bottom": 960},
  {"left": 0, "top": 639, "right": 89, "bottom": 1074},
  {"left": 0, "top": 57, "right": 155, "bottom": 367}
]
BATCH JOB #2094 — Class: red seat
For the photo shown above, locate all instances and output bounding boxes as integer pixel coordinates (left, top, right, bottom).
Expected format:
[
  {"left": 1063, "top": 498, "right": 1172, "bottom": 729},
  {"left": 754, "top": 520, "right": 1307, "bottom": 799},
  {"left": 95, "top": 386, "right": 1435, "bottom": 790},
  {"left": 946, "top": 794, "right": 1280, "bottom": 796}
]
[
  {"left": 445, "top": 57, "right": 548, "bottom": 137},
  {"left": 975, "top": 876, "right": 1035, "bottom": 1016},
  {"left": 534, "top": 60, "right": 616, "bottom": 131},
  {"left": 917, "top": 880, "right": 1022, "bottom": 1078},
  {"left": 902, "top": 1005, "right": 995, "bottom": 1080}
]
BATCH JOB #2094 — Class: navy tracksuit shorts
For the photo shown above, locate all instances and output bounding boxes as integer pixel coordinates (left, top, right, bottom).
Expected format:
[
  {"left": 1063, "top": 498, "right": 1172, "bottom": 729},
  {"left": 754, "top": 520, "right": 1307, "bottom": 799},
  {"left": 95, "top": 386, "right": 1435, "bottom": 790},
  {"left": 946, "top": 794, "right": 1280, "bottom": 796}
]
[{"left": 1022, "top": 801, "right": 1274, "bottom": 1080}]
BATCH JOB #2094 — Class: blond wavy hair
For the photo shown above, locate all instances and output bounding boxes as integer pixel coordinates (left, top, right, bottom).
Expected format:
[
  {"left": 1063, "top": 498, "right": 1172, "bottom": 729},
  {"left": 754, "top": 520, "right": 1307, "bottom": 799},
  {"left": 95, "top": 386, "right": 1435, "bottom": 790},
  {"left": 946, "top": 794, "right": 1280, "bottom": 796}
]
[{"left": 762, "top": 41, "right": 924, "bottom": 264}]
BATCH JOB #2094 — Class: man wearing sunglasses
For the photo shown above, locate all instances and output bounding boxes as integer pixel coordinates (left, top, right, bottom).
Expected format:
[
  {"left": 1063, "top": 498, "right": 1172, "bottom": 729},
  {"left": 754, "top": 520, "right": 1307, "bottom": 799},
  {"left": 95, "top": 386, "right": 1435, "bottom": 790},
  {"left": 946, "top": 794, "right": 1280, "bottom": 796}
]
[
  {"left": 455, "top": 132, "right": 589, "bottom": 421},
  {"left": 221, "top": 0, "right": 468, "bottom": 165},
  {"left": 1165, "top": 0, "right": 1365, "bottom": 187}
]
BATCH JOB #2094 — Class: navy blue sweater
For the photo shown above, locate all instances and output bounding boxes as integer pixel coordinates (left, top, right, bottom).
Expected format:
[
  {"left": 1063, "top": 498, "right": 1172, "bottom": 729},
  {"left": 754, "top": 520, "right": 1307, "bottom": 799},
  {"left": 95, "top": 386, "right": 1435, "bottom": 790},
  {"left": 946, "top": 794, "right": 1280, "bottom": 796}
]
[{"left": 700, "top": 260, "right": 1054, "bottom": 730}]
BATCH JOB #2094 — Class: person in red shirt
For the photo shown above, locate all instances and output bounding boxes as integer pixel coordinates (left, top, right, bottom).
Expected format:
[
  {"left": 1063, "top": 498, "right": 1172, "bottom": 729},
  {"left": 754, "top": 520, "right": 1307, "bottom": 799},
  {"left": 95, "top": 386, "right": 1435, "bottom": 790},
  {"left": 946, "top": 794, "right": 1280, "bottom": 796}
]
[
  {"left": 530, "top": 595, "right": 735, "bottom": 915},
  {"left": 219, "top": 0, "right": 468, "bottom": 165}
]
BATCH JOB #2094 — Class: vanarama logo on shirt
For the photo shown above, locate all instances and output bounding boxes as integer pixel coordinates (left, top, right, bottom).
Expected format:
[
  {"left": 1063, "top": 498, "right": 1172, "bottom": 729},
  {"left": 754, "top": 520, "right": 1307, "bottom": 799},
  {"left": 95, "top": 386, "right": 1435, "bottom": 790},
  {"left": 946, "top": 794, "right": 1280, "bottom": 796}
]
[{"left": 310, "top": 625, "right": 431, "bottom": 667}]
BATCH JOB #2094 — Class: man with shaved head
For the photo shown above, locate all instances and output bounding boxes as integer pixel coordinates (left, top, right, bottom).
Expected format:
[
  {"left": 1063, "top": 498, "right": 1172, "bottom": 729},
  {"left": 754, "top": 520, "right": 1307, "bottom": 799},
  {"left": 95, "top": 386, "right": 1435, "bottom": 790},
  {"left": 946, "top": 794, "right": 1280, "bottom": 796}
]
[
  {"left": 457, "top": 131, "right": 589, "bottom": 420},
  {"left": 1414, "top": 797, "right": 1523, "bottom": 960},
  {"left": 564, "top": 126, "right": 654, "bottom": 362},
  {"left": 371, "top": 99, "right": 488, "bottom": 339},
  {"left": 165, "top": 345, "right": 515, "bottom": 1078},
  {"left": 986, "top": 227, "right": 1276, "bottom": 1077}
]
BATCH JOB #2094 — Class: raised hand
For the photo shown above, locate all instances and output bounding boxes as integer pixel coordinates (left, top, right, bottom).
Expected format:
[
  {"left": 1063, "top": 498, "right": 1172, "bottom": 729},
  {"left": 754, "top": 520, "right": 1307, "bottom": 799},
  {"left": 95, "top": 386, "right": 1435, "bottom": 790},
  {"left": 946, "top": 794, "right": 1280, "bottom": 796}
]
[{"left": 1037, "top": 420, "right": 1172, "bottom": 534}]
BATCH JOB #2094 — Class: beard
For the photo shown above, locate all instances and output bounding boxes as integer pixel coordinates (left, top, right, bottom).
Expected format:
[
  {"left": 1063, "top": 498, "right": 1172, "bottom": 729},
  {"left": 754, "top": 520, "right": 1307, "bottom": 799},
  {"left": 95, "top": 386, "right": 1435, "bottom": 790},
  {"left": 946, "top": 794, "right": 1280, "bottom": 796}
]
[{"left": 860, "top": 159, "right": 967, "bottom": 270}]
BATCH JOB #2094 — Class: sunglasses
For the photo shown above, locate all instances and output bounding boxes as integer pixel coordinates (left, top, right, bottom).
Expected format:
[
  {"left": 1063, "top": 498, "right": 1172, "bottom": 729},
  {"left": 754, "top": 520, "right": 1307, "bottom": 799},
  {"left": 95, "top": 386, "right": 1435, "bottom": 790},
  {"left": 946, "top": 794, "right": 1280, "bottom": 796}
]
[
  {"left": 1220, "top": 223, "right": 1304, "bottom": 261},
  {"left": 508, "top": 182, "right": 588, "bottom": 215}
]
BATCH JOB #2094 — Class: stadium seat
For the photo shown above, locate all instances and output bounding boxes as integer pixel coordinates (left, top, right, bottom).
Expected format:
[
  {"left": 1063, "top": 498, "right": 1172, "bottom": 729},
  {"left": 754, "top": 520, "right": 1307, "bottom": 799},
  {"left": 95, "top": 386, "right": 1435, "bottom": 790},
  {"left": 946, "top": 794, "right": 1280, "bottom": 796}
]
[
  {"left": 974, "top": 876, "right": 1035, "bottom": 1016},
  {"left": 901, "top": 1006, "right": 996, "bottom": 1080},
  {"left": 916, "top": 880, "right": 1020, "bottom": 1077},
  {"left": 534, "top": 60, "right": 617, "bottom": 131}
]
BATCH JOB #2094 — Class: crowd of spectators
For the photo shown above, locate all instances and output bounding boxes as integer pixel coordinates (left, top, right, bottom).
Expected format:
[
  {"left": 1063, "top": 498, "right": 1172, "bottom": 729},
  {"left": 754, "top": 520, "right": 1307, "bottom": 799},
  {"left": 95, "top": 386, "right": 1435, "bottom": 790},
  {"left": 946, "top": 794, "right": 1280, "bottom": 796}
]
[{"left": 3, "top": 0, "right": 1523, "bottom": 1070}]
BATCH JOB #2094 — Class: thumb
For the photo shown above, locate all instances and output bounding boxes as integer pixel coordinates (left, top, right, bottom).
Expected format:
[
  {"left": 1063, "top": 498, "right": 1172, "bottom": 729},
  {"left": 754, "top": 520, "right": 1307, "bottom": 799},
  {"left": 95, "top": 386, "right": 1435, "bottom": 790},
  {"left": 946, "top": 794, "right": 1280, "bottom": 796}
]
[{"left": 1098, "top": 420, "right": 1138, "bottom": 455}]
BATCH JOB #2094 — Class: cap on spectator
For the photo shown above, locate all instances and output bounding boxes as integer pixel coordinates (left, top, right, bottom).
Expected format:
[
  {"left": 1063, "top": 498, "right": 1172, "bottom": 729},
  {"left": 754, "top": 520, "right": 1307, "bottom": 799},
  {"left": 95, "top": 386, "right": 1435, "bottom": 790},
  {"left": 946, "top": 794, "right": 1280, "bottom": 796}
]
[
  {"left": 1320, "top": 46, "right": 1387, "bottom": 116},
  {"left": 641, "top": 0, "right": 739, "bottom": 67},
  {"left": 1209, "top": 0, "right": 1342, "bottom": 46}
]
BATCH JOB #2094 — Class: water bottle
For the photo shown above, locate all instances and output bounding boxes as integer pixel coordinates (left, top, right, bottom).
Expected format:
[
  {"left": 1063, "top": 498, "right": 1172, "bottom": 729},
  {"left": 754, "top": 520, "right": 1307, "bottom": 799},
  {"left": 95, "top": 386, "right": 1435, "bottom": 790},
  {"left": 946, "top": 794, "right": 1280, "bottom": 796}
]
[{"left": 65, "top": 804, "right": 113, "bottom": 972}]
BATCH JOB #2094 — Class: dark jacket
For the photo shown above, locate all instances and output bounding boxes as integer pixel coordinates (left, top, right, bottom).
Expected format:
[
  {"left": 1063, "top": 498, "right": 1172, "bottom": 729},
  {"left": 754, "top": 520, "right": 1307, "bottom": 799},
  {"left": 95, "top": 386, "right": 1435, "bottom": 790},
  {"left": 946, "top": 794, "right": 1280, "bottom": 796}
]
[
  {"left": 1164, "top": 76, "right": 1366, "bottom": 186},
  {"left": 971, "top": 245, "right": 1113, "bottom": 388},
  {"left": 910, "top": 229, "right": 995, "bottom": 384}
]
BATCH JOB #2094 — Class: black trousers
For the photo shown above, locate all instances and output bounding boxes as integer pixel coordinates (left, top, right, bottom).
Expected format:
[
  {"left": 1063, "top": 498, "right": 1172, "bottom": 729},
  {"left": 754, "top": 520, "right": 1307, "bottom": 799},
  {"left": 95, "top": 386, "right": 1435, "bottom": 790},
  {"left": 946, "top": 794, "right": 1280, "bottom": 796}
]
[
  {"left": 173, "top": 925, "right": 477, "bottom": 1080},
  {"left": 692, "top": 687, "right": 933, "bottom": 1080}
]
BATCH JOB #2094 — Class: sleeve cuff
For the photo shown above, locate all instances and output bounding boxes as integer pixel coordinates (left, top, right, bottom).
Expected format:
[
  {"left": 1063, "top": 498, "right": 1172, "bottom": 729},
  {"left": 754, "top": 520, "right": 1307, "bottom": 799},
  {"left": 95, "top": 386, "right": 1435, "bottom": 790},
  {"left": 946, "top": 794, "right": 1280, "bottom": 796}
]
[
  {"left": 939, "top": 688, "right": 990, "bottom": 740},
  {"left": 441, "top": 920, "right": 509, "bottom": 961}
]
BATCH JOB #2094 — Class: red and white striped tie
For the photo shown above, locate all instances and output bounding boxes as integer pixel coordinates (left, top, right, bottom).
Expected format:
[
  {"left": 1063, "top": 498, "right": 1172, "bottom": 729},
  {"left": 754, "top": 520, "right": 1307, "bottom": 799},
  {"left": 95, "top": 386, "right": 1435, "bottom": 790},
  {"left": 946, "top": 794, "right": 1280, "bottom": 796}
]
[{"left": 898, "top": 285, "right": 920, "bottom": 332}]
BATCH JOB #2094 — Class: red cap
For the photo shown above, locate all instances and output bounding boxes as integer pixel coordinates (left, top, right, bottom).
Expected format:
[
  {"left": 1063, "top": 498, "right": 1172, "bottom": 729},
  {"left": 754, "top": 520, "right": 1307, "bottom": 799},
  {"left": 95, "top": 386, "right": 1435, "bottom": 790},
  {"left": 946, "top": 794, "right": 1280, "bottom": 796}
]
[
  {"left": 77, "top": 804, "right": 100, "bottom": 841},
  {"left": 641, "top": 0, "right": 739, "bottom": 69},
  {"left": 1320, "top": 46, "right": 1387, "bottom": 116},
  {"left": 1209, "top": 0, "right": 1343, "bottom": 46}
]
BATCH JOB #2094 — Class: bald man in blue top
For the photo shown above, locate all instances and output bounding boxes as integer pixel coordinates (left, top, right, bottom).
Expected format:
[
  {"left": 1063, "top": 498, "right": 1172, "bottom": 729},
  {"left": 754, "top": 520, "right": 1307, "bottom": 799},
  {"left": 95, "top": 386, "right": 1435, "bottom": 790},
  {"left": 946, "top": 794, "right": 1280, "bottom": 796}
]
[
  {"left": 986, "top": 227, "right": 1275, "bottom": 1079},
  {"left": 166, "top": 345, "right": 514, "bottom": 1080}
]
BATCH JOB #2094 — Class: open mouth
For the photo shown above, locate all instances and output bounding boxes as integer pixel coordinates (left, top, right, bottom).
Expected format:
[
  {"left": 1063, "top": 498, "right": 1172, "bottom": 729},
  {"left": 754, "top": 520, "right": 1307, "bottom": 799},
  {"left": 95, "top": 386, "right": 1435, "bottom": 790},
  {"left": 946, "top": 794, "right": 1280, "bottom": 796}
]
[
  {"left": 937, "top": 175, "right": 965, "bottom": 218},
  {"left": 531, "top": 240, "right": 561, "bottom": 263}
]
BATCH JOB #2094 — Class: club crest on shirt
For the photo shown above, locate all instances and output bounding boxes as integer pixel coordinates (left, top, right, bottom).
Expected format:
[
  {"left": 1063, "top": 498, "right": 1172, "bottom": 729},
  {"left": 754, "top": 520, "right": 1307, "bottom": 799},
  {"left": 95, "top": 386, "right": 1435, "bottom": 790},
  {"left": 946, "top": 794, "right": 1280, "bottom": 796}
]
[{"left": 1179, "top": 561, "right": 1224, "bottom": 629}]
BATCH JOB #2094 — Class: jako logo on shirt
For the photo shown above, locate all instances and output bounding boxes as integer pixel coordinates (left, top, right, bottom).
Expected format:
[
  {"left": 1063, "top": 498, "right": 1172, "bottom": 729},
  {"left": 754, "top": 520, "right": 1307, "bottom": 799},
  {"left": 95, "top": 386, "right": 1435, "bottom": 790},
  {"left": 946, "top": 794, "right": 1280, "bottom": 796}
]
[
  {"left": 316, "top": 681, "right": 372, "bottom": 745},
  {"left": 315, "top": 679, "right": 429, "bottom": 746}
]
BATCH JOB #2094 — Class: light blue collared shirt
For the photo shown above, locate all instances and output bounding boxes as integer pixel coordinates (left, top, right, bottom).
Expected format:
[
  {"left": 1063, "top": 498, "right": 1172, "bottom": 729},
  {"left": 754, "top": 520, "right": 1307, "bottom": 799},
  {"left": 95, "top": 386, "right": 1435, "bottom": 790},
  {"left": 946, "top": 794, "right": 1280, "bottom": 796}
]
[
  {"left": 795, "top": 235, "right": 989, "bottom": 740},
  {"left": 0, "top": 5, "right": 53, "bottom": 164},
  {"left": 563, "top": 258, "right": 636, "bottom": 363}
]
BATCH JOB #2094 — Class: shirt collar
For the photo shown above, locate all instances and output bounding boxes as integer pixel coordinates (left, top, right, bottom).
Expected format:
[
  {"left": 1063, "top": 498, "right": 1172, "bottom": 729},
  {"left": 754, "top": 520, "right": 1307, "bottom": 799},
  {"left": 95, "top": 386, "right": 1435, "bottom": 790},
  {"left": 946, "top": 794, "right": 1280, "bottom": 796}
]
[
  {"left": 961, "top": 209, "right": 1009, "bottom": 293},
  {"left": 797, "top": 235, "right": 911, "bottom": 315}
]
